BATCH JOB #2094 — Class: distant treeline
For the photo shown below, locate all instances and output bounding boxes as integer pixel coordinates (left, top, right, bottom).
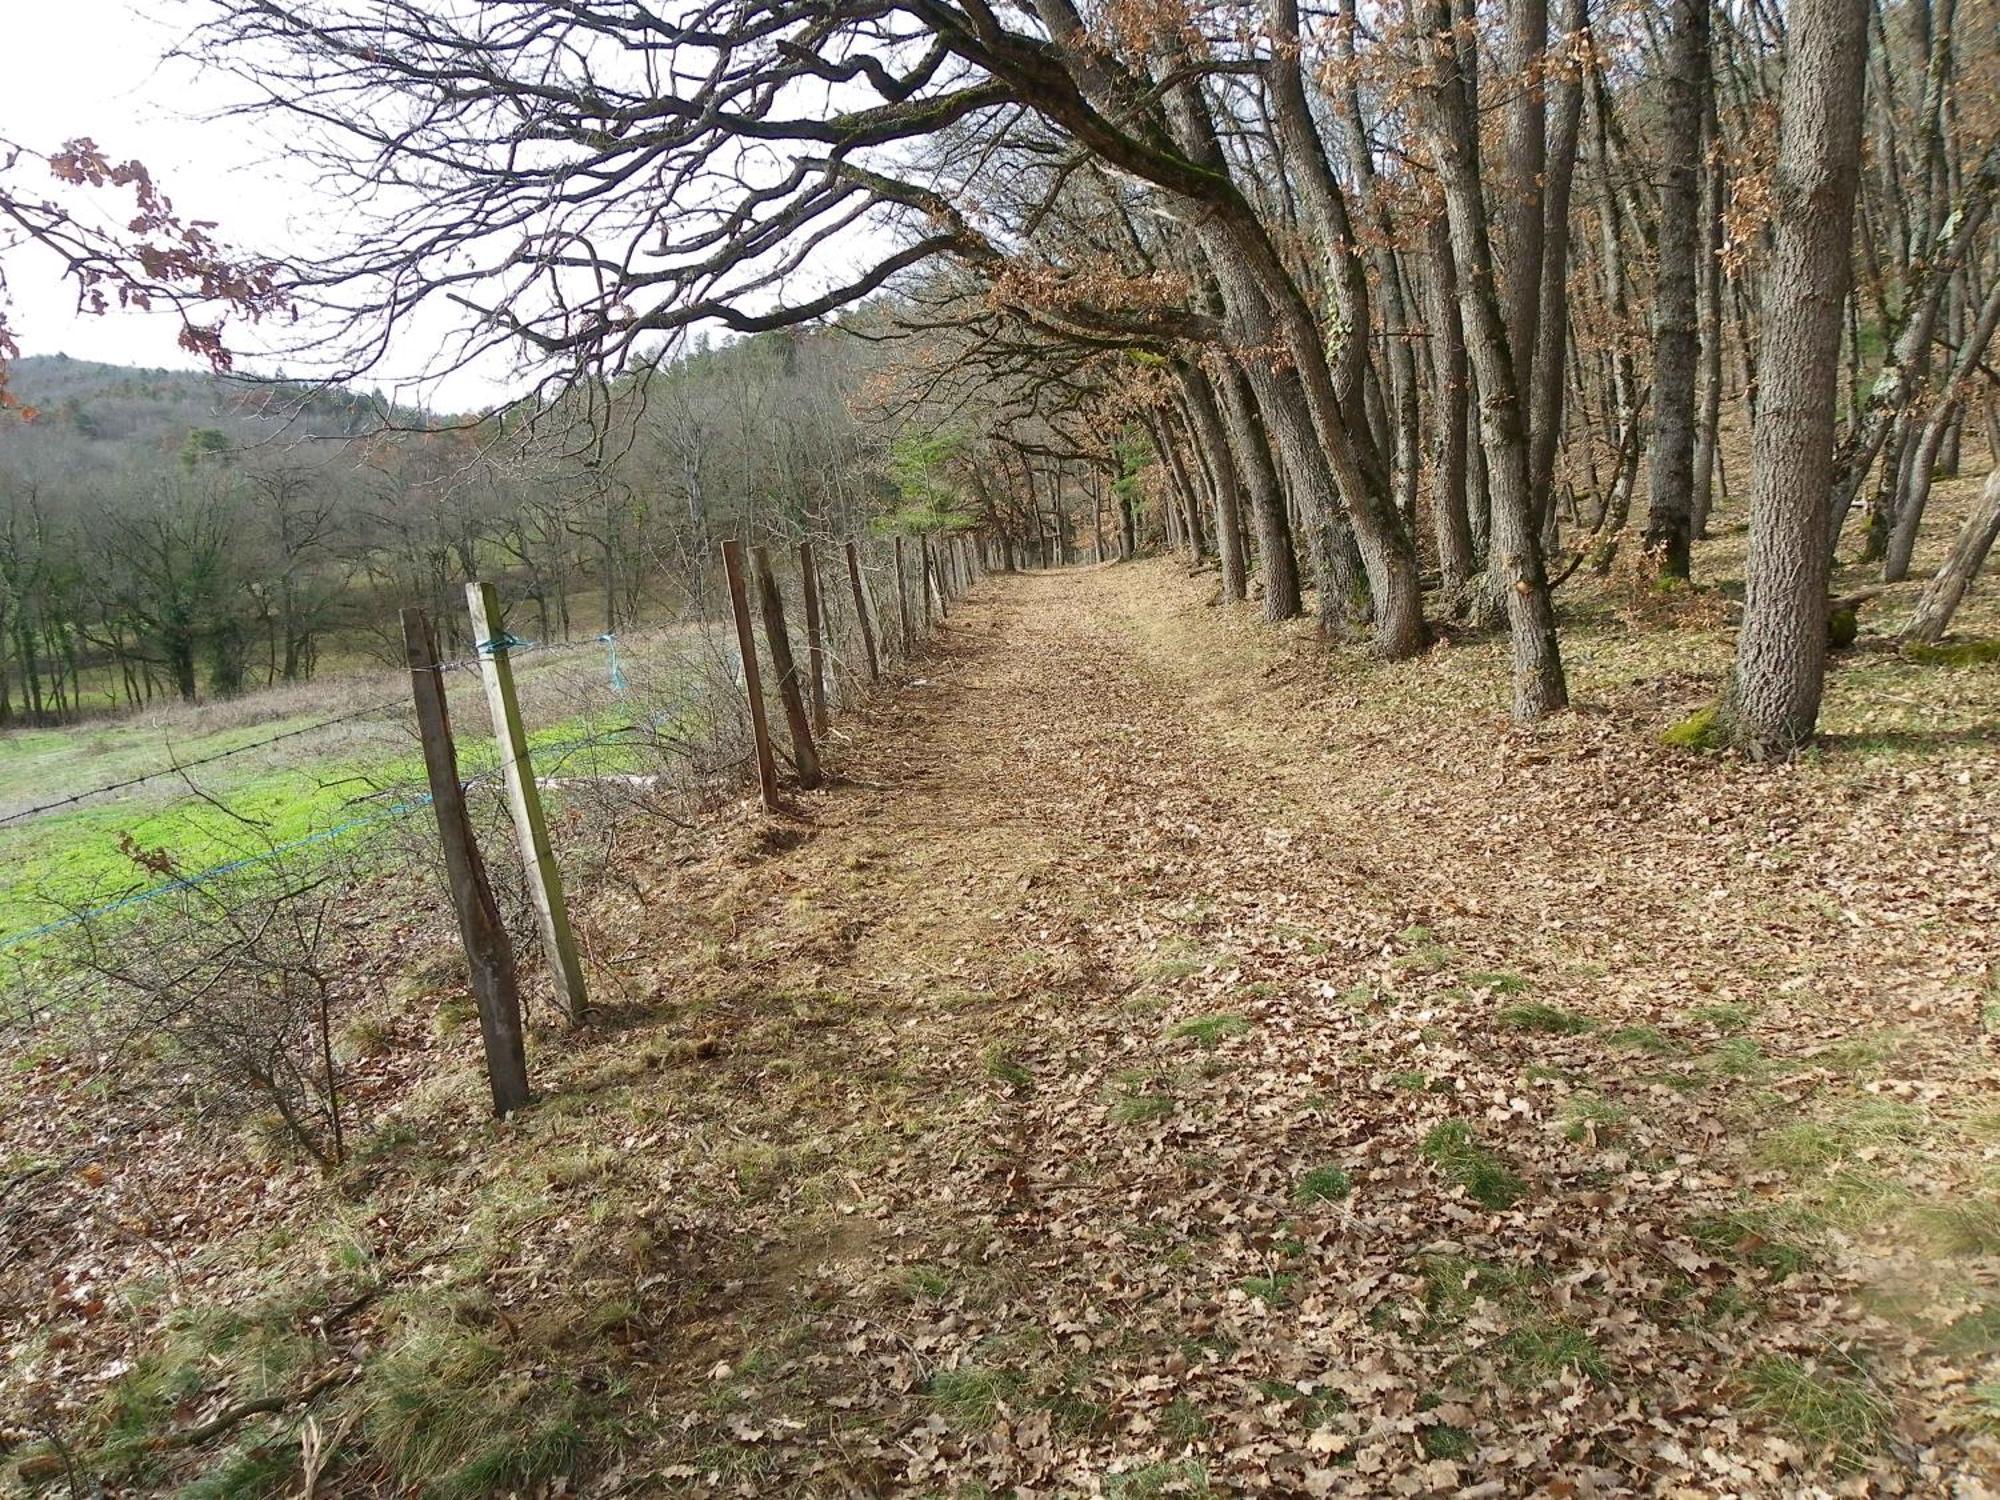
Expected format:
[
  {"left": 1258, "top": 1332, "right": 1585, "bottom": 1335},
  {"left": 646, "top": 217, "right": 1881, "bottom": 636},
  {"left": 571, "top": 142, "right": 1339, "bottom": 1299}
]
[{"left": 0, "top": 330, "right": 1113, "bottom": 723}]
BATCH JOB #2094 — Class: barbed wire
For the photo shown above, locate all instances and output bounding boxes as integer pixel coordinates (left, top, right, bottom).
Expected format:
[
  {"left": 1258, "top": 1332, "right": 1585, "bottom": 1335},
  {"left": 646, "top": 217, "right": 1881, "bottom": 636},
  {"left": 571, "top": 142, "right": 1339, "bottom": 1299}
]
[
  {"left": 0, "top": 789, "right": 443, "bottom": 952},
  {"left": 0, "top": 698, "right": 414, "bottom": 829},
  {"left": 0, "top": 633, "right": 628, "bottom": 830},
  {"left": 0, "top": 569, "right": 932, "bottom": 954},
  {"left": 0, "top": 699, "right": 707, "bottom": 952}
]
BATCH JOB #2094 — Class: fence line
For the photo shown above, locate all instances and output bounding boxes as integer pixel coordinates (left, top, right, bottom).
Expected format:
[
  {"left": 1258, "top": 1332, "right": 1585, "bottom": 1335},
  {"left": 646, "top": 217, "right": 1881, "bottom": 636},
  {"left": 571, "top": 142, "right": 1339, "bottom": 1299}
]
[
  {"left": 0, "top": 707, "right": 693, "bottom": 954},
  {"left": 0, "top": 530, "right": 982, "bottom": 957},
  {"left": 0, "top": 634, "right": 631, "bottom": 830}
]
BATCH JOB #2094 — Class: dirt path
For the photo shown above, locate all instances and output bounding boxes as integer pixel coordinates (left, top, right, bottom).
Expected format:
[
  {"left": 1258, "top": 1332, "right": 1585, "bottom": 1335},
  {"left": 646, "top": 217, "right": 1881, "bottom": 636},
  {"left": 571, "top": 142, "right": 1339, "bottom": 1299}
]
[
  {"left": 598, "top": 562, "right": 1996, "bottom": 1496},
  {"left": 12, "top": 557, "right": 1991, "bottom": 1497}
]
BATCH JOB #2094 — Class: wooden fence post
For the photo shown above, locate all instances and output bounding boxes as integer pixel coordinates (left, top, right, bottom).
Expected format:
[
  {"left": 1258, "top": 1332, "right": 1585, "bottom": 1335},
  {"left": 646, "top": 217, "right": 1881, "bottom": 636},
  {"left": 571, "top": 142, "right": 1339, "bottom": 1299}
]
[
  {"left": 894, "top": 535, "right": 913, "bottom": 654},
  {"left": 921, "top": 535, "right": 939, "bottom": 624},
  {"left": 844, "top": 540, "right": 880, "bottom": 682},
  {"left": 465, "top": 582, "right": 590, "bottom": 1024},
  {"left": 722, "top": 539, "right": 780, "bottom": 811},
  {"left": 797, "top": 540, "right": 829, "bottom": 735},
  {"left": 402, "top": 608, "right": 531, "bottom": 1116},
  {"left": 750, "top": 544, "right": 823, "bottom": 789}
]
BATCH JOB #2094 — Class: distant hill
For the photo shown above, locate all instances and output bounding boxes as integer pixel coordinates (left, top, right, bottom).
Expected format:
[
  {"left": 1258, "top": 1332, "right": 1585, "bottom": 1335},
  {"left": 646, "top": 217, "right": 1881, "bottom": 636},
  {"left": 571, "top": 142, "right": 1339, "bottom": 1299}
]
[{"left": 6, "top": 353, "right": 431, "bottom": 446}]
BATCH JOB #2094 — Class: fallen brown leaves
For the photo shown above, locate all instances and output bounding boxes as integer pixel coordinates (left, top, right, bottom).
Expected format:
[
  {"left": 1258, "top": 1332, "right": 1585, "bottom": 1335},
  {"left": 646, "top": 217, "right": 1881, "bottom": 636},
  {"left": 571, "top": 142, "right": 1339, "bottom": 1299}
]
[{"left": 2, "top": 523, "right": 1997, "bottom": 1496}]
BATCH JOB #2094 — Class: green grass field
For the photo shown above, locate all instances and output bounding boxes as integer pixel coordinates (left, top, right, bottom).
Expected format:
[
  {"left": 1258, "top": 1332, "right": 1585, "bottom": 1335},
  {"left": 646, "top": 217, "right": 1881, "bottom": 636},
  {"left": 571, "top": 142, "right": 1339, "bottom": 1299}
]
[{"left": 0, "top": 634, "right": 714, "bottom": 947}]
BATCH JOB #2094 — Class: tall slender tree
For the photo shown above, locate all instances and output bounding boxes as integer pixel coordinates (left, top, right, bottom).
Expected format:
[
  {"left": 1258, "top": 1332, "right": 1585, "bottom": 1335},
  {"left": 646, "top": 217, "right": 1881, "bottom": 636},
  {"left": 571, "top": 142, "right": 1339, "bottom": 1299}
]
[
  {"left": 1644, "top": 0, "right": 1713, "bottom": 580},
  {"left": 1726, "top": 0, "right": 1872, "bottom": 753}
]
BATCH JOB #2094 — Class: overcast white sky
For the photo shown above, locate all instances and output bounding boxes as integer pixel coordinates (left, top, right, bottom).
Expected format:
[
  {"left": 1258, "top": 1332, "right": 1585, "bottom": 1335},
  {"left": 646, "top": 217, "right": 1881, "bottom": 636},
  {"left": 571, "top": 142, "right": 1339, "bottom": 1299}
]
[{"left": 1, "top": 0, "right": 516, "bottom": 410}]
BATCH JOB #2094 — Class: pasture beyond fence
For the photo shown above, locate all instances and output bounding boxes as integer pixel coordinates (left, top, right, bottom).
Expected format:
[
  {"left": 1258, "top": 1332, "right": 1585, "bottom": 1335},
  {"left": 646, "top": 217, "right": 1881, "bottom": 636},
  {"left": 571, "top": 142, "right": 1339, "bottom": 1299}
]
[{"left": 0, "top": 529, "right": 991, "bottom": 1157}]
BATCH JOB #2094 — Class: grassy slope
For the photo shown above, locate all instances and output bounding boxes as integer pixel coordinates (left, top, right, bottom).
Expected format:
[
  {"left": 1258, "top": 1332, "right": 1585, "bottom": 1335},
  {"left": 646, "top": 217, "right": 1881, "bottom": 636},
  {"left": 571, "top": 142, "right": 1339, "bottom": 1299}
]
[{"left": 1, "top": 470, "right": 1997, "bottom": 1496}]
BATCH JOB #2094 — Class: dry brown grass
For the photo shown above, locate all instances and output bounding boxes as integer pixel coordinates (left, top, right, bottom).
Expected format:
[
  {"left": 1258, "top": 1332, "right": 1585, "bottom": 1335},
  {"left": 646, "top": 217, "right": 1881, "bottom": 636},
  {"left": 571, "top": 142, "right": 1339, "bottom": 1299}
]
[{"left": 2, "top": 471, "right": 1997, "bottom": 1495}]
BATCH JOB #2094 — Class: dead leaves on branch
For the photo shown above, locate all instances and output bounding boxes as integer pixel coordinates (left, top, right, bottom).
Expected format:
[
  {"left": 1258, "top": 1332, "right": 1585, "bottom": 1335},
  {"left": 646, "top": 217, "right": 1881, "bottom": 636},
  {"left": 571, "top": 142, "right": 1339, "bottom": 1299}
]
[{"left": 0, "top": 136, "right": 290, "bottom": 411}]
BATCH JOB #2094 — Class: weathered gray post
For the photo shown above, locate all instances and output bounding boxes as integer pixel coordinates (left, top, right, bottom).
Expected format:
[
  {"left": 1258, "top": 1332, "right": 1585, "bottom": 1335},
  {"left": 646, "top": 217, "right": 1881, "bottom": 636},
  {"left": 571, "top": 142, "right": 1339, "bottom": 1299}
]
[
  {"left": 798, "top": 540, "right": 829, "bottom": 735},
  {"left": 750, "top": 544, "right": 823, "bottom": 789},
  {"left": 402, "top": 607, "right": 531, "bottom": 1114},
  {"left": 844, "top": 540, "right": 880, "bottom": 682},
  {"left": 721, "top": 539, "right": 780, "bottom": 810}
]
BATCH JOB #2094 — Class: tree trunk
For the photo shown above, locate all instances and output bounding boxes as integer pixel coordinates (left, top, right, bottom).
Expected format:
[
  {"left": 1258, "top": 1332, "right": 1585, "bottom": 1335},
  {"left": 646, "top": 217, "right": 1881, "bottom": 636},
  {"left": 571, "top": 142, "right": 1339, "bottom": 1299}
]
[
  {"left": 1528, "top": 0, "right": 1588, "bottom": 539},
  {"left": 1584, "top": 49, "right": 1645, "bottom": 565},
  {"left": 168, "top": 632, "right": 198, "bottom": 704},
  {"left": 1882, "top": 272, "right": 2000, "bottom": 580},
  {"left": 1691, "top": 81, "right": 1728, "bottom": 539},
  {"left": 1502, "top": 0, "right": 1549, "bottom": 433},
  {"left": 1415, "top": 0, "right": 1569, "bottom": 717},
  {"left": 1328, "top": 0, "right": 1423, "bottom": 532},
  {"left": 1643, "top": 0, "right": 1710, "bottom": 580},
  {"left": 1150, "top": 412, "right": 1207, "bottom": 557},
  {"left": 1092, "top": 471, "right": 1106, "bottom": 565},
  {"left": 1899, "top": 466, "right": 2000, "bottom": 644},
  {"left": 1726, "top": 0, "right": 1869, "bottom": 753},
  {"left": 1217, "top": 364, "right": 1303, "bottom": 621},
  {"left": 1150, "top": 31, "right": 1424, "bottom": 655},
  {"left": 1178, "top": 368, "right": 1250, "bottom": 601},
  {"left": 1827, "top": 139, "right": 1999, "bottom": 548},
  {"left": 1422, "top": 209, "right": 1476, "bottom": 597}
]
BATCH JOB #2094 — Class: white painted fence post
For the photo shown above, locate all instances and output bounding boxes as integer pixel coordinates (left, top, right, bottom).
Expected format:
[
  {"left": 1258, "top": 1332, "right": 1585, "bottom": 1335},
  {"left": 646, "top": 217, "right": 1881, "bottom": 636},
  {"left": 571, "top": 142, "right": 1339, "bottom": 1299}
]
[{"left": 466, "top": 580, "right": 589, "bottom": 1024}]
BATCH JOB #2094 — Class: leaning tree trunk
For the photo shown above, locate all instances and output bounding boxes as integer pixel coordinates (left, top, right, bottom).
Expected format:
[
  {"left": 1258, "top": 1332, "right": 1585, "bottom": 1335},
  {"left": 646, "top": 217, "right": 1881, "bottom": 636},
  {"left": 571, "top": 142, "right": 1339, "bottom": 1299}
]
[
  {"left": 1328, "top": 0, "right": 1423, "bottom": 531},
  {"left": 1725, "top": 0, "right": 1869, "bottom": 753},
  {"left": 1178, "top": 370, "right": 1250, "bottom": 600},
  {"left": 1899, "top": 466, "right": 2000, "bottom": 644},
  {"left": 1882, "top": 272, "right": 2000, "bottom": 581},
  {"left": 1270, "top": 0, "right": 1377, "bottom": 412},
  {"left": 1827, "top": 139, "right": 1999, "bottom": 550},
  {"left": 1147, "top": 411, "right": 1208, "bottom": 559},
  {"left": 1216, "top": 364, "right": 1304, "bottom": 621},
  {"left": 1149, "top": 35, "right": 1425, "bottom": 656},
  {"left": 1264, "top": 370, "right": 1373, "bottom": 636}
]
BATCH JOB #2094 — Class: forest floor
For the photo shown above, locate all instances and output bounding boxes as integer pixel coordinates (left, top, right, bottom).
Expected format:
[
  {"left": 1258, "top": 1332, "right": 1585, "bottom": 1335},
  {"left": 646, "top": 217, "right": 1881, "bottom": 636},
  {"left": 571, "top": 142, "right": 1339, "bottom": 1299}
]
[{"left": 4, "top": 499, "right": 2000, "bottom": 1497}]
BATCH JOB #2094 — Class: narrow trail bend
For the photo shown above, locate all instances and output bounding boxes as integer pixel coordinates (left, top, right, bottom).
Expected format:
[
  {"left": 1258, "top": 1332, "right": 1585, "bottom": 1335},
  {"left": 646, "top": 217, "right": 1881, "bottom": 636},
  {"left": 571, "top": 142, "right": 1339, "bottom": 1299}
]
[{"left": 601, "top": 561, "right": 1995, "bottom": 1495}]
